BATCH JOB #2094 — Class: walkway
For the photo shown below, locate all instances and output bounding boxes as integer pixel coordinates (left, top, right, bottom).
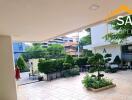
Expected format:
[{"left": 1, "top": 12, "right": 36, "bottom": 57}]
[
  {"left": 17, "top": 71, "right": 132, "bottom": 100},
  {"left": 17, "top": 72, "right": 38, "bottom": 86}
]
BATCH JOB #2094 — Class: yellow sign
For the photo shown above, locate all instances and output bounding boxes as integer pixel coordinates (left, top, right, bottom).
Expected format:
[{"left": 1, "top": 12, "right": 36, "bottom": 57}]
[{"left": 105, "top": 5, "right": 132, "bottom": 23}]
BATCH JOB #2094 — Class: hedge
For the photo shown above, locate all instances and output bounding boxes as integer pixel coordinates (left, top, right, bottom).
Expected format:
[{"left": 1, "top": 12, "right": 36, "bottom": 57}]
[
  {"left": 38, "top": 56, "right": 90, "bottom": 74},
  {"left": 74, "top": 57, "right": 88, "bottom": 67},
  {"left": 38, "top": 58, "right": 76, "bottom": 74}
]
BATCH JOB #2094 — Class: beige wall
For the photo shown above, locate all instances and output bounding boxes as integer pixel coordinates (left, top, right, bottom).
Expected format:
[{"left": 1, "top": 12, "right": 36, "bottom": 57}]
[{"left": 0, "top": 36, "right": 17, "bottom": 100}]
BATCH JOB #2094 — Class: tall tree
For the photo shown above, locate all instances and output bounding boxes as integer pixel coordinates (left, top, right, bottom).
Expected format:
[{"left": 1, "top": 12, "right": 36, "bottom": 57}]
[{"left": 17, "top": 56, "right": 28, "bottom": 72}]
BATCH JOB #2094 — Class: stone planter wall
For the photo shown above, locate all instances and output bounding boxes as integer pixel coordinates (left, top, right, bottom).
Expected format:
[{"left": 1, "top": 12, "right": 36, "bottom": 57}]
[
  {"left": 44, "top": 68, "right": 80, "bottom": 81},
  {"left": 87, "top": 84, "right": 116, "bottom": 92}
]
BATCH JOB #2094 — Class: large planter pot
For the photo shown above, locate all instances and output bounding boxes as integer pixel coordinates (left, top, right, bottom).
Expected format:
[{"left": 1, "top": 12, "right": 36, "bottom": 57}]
[
  {"left": 45, "top": 68, "right": 80, "bottom": 81},
  {"left": 87, "top": 84, "right": 116, "bottom": 92},
  {"left": 56, "top": 72, "right": 61, "bottom": 78},
  {"left": 38, "top": 76, "right": 43, "bottom": 81}
]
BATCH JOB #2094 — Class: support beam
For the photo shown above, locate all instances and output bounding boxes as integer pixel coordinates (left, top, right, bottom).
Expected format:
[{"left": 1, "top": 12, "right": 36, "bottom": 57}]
[{"left": 0, "top": 35, "right": 17, "bottom": 100}]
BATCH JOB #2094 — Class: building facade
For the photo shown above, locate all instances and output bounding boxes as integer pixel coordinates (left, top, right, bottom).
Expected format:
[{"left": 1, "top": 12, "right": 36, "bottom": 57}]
[
  {"left": 42, "top": 36, "right": 79, "bottom": 56},
  {"left": 13, "top": 42, "right": 26, "bottom": 63},
  {"left": 83, "top": 23, "right": 132, "bottom": 66}
]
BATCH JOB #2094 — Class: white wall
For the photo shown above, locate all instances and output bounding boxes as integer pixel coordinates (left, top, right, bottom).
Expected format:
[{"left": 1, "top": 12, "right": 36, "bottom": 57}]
[
  {"left": 83, "top": 45, "right": 92, "bottom": 50},
  {"left": 93, "top": 44, "right": 121, "bottom": 62},
  {"left": 29, "top": 59, "right": 39, "bottom": 73},
  {"left": 91, "top": 23, "right": 110, "bottom": 47}
]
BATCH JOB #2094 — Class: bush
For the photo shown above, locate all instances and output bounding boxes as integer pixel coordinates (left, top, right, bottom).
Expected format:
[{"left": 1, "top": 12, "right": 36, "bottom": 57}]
[
  {"left": 63, "top": 63, "right": 72, "bottom": 70},
  {"left": 64, "top": 55, "right": 74, "bottom": 65},
  {"left": 70, "top": 68, "right": 80, "bottom": 76},
  {"left": 38, "top": 58, "right": 76, "bottom": 74},
  {"left": 38, "top": 60, "right": 57, "bottom": 74},
  {"left": 113, "top": 55, "right": 121, "bottom": 65},
  {"left": 89, "top": 67, "right": 96, "bottom": 73},
  {"left": 74, "top": 57, "right": 88, "bottom": 67},
  {"left": 63, "top": 67, "right": 80, "bottom": 77},
  {"left": 56, "top": 59, "right": 65, "bottom": 71},
  {"left": 104, "top": 53, "right": 112, "bottom": 63},
  {"left": 82, "top": 75, "right": 113, "bottom": 89},
  {"left": 17, "top": 56, "right": 28, "bottom": 72},
  {"left": 87, "top": 53, "right": 105, "bottom": 80}
]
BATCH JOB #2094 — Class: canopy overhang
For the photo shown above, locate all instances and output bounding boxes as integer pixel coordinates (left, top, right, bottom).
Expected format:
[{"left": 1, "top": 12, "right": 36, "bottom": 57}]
[{"left": 0, "top": 0, "right": 132, "bottom": 42}]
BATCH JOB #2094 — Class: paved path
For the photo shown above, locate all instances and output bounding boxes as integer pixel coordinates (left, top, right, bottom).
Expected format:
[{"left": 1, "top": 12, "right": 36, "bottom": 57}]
[
  {"left": 17, "top": 72, "right": 38, "bottom": 86},
  {"left": 17, "top": 70, "right": 132, "bottom": 100}
]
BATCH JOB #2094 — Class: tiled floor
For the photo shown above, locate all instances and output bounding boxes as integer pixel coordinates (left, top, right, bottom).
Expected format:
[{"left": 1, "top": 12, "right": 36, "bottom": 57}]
[{"left": 17, "top": 70, "right": 132, "bottom": 100}]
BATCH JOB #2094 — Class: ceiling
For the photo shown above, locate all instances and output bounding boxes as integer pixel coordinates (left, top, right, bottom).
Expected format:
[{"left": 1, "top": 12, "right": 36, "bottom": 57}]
[{"left": 0, "top": 0, "right": 132, "bottom": 42}]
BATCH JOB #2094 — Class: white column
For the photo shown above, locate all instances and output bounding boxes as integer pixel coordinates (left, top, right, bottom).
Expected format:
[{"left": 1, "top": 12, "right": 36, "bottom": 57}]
[{"left": 0, "top": 35, "right": 17, "bottom": 100}]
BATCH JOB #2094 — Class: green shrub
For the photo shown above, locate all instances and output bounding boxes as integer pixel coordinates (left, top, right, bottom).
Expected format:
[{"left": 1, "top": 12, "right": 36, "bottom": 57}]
[
  {"left": 38, "top": 58, "right": 80, "bottom": 75},
  {"left": 63, "top": 63, "right": 72, "bottom": 70},
  {"left": 64, "top": 55, "right": 74, "bottom": 65},
  {"left": 63, "top": 70, "right": 71, "bottom": 77},
  {"left": 63, "top": 68, "right": 80, "bottom": 77},
  {"left": 17, "top": 56, "right": 28, "bottom": 72},
  {"left": 38, "top": 60, "right": 57, "bottom": 74},
  {"left": 89, "top": 67, "right": 96, "bottom": 73},
  {"left": 74, "top": 57, "right": 88, "bottom": 67},
  {"left": 104, "top": 53, "right": 112, "bottom": 63},
  {"left": 82, "top": 75, "right": 113, "bottom": 89},
  {"left": 88, "top": 53, "right": 105, "bottom": 80},
  {"left": 113, "top": 55, "right": 121, "bottom": 65},
  {"left": 70, "top": 68, "right": 80, "bottom": 76},
  {"left": 56, "top": 59, "right": 65, "bottom": 71}
]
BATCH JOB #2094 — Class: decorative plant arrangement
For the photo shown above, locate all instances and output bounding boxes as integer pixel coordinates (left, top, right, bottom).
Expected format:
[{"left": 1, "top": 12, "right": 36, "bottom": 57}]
[
  {"left": 38, "top": 55, "right": 80, "bottom": 81},
  {"left": 82, "top": 53, "right": 116, "bottom": 92}
]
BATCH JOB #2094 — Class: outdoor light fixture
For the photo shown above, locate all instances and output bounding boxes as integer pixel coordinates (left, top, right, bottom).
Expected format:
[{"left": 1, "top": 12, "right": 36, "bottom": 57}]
[{"left": 89, "top": 4, "right": 100, "bottom": 10}]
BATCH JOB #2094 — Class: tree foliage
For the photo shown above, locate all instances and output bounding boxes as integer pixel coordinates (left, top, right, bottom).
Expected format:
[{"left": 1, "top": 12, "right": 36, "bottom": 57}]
[
  {"left": 47, "top": 44, "right": 65, "bottom": 58},
  {"left": 82, "top": 50, "right": 94, "bottom": 58},
  {"left": 17, "top": 56, "right": 27, "bottom": 72},
  {"left": 88, "top": 53, "right": 105, "bottom": 80},
  {"left": 25, "top": 43, "right": 48, "bottom": 59},
  {"left": 80, "top": 35, "right": 91, "bottom": 46},
  {"left": 64, "top": 55, "right": 74, "bottom": 65},
  {"left": 22, "top": 43, "right": 65, "bottom": 60},
  {"left": 104, "top": 15, "right": 132, "bottom": 43},
  {"left": 104, "top": 53, "right": 112, "bottom": 63},
  {"left": 113, "top": 55, "right": 121, "bottom": 65}
]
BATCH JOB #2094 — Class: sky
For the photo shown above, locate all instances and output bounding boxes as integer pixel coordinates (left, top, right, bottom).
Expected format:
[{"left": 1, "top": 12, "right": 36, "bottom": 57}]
[
  {"left": 66, "top": 30, "right": 89, "bottom": 39},
  {"left": 25, "top": 30, "right": 89, "bottom": 46}
]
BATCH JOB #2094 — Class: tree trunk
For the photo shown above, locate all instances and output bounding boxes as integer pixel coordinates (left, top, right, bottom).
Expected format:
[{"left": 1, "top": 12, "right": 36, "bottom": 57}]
[{"left": 97, "top": 66, "right": 100, "bottom": 80}]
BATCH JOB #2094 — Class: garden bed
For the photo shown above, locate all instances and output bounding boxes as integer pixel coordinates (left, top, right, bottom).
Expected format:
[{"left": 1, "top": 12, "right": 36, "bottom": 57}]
[
  {"left": 82, "top": 74, "right": 115, "bottom": 92},
  {"left": 87, "top": 84, "right": 116, "bottom": 92}
]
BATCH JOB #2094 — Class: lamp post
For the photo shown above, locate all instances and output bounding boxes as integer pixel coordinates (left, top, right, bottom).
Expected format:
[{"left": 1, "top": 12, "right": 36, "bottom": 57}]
[{"left": 77, "top": 31, "right": 80, "bottom": 58}]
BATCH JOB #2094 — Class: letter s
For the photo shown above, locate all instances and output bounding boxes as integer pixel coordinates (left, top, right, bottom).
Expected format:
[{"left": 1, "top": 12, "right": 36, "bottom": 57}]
[{"left": 117, "top": 16, "right": 124, "bottom": 25}]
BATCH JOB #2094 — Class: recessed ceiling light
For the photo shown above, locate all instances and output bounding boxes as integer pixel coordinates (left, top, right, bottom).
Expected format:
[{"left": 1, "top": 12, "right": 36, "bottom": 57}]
[{"left": 89, "top": 4, "right": 100, "bottom": 10}]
